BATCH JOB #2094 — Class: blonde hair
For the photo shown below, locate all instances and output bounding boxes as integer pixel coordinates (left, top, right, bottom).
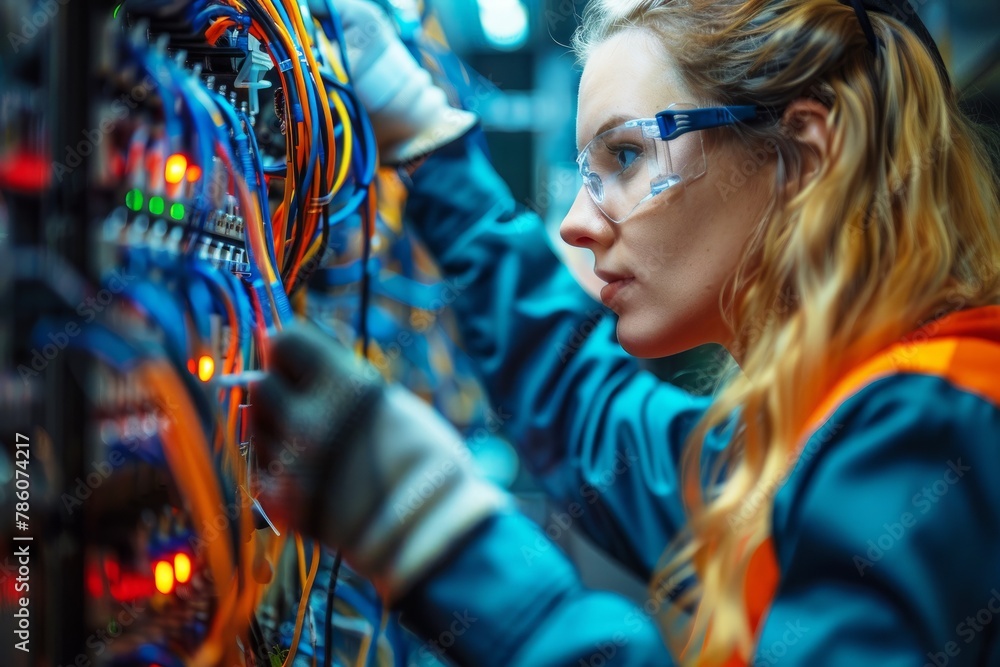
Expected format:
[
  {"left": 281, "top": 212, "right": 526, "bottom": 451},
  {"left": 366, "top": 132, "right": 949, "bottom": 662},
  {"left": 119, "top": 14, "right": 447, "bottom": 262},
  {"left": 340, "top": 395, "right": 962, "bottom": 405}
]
[{"left": 574, "top": 0, "right": 1000, "bottom": 663}]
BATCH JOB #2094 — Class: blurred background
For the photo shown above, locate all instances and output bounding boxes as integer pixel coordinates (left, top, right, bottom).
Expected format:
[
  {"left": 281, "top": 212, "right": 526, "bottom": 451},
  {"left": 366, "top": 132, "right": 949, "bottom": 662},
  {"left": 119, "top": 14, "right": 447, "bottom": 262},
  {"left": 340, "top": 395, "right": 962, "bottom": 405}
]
[{"left": 430, "top": 0, "right": 1000, "bottom": 269}]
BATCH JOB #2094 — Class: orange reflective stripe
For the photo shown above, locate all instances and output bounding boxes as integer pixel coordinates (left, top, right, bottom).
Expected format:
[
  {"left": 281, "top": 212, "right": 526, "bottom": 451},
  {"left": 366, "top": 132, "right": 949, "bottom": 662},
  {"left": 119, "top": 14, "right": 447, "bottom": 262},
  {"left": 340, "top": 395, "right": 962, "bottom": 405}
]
[
  {"left": 799, "top": 338, "right": 959, "bottom": 440},
  {"left": 800, "top": 305, "right": 1000, "bottom": 436},
  {"left": 743, "top": 538, "right": 780, "bottom": 634},
  {"left": 712, "top": 307, "right": 1000, "bottom": 667},
  {"left": 946, "top": 338, "right": 1000, "bottom": 406},
  {"left": 700, "top": 538, "right": 780, "bottom": 667}
]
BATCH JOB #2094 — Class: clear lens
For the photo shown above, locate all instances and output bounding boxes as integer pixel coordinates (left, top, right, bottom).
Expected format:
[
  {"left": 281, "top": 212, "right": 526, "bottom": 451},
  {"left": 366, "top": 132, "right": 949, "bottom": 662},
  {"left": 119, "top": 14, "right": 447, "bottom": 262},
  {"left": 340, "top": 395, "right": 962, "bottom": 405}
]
[{"left": 577, "top": 103, "right": 707, "bottom": 223}]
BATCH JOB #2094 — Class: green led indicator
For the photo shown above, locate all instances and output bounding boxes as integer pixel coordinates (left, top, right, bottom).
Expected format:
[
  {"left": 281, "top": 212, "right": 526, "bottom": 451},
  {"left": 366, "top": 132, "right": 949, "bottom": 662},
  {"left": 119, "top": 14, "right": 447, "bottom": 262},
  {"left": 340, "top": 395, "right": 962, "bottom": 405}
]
[
  {"left": 113, "top": 3, "right": 123, "bottom": 19},
  {"left": 169, "top": 203, "right": 186, "bottom": 220},
  {"left": 149, "top": 196, "right": 165, "bottom": 216},
  {"left": 125, "top": 189, "right": 143, "bottom": 212}
]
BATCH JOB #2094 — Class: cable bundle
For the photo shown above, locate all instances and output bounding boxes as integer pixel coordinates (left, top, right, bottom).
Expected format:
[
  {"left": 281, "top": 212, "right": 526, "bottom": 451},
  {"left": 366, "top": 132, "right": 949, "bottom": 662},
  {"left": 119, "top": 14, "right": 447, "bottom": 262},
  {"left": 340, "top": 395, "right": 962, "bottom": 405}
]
[{"left": 68, "top": 2, "right": 508, "bottom": 665}]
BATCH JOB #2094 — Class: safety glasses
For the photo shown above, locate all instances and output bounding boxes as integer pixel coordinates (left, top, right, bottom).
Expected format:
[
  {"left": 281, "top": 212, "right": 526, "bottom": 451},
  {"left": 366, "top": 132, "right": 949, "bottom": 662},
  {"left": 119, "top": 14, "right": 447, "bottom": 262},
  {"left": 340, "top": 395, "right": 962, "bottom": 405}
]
[{"left": 576, "top": 103, "right": 762, "bottom": 223}]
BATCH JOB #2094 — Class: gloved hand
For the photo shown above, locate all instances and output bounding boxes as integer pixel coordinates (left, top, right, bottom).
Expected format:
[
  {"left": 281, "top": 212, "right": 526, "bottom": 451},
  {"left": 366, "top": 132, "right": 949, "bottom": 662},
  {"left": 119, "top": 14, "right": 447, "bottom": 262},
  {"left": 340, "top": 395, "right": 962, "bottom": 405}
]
[
  {"left": 251, "top": 324, "right": 509, "bottom": 600},
  {"left": 309, "top": 0, "right": 477, "bottom": 164}
]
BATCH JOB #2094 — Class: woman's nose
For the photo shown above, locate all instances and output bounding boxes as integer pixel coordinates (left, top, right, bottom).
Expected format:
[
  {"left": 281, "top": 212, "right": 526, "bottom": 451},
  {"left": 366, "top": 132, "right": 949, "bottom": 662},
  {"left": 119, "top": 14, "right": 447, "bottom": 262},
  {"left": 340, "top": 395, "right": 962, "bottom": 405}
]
[{"left": 559, "top": 187, "right": 614, "bottom": 250}]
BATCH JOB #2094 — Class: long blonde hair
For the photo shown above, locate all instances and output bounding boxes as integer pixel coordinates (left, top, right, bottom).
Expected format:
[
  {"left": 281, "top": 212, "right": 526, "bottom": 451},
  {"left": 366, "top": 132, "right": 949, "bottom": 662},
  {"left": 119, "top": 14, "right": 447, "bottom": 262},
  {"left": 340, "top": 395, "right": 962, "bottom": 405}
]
[{"left": 574, "top": 0, "right": 1000, "bottom": 663}]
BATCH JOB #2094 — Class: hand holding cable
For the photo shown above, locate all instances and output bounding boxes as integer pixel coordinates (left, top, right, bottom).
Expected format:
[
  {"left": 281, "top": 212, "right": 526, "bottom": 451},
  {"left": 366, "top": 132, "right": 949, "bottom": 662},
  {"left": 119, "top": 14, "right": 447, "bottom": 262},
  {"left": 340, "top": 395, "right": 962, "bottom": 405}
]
[{"left": 251, "top": 324, "right": 510, "bottom": 599}]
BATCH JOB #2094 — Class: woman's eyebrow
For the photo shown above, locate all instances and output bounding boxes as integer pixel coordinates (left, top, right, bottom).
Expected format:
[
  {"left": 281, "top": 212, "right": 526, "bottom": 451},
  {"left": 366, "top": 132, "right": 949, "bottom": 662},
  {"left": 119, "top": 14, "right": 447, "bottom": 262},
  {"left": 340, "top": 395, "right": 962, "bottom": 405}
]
[{"left": 577, "top": 114, "right": 634, "bottom": 152}]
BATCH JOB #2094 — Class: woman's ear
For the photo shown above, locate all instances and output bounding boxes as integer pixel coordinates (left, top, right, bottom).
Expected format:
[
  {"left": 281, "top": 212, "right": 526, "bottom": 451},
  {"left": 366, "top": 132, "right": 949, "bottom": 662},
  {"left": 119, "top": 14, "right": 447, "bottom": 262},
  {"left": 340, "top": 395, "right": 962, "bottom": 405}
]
[{"left": 781, "top": 98, "right": 831, "bottom": 197}]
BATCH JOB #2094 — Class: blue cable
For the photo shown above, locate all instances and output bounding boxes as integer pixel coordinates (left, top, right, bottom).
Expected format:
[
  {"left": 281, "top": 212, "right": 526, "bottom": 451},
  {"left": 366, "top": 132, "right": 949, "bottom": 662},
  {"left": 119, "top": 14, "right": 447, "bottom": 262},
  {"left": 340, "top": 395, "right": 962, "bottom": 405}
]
[{"left": 192, "top": 4, "right": 242, "bottom": 31}]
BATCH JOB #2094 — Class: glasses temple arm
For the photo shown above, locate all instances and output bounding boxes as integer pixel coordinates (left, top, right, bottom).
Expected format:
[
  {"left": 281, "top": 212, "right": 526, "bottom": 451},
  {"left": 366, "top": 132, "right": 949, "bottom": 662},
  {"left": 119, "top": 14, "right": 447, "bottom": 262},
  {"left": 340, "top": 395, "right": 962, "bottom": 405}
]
[{"left": 655, "top": 105, "right": 766, "bottom": 140}]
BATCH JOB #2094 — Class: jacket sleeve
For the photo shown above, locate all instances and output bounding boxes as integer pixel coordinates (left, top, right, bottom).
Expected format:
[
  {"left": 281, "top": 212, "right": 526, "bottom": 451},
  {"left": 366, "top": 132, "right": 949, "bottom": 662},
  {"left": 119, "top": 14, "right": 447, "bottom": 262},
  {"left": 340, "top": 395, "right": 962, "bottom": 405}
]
[
  {"left": 397, "top": 510, "right": 674, "bottom": 667},
  {"left": 402, "top": 128, "right": 729, "bottom": 578},
  {"left": 757, "top": 373, "right": 1000, "bottom": 665}
]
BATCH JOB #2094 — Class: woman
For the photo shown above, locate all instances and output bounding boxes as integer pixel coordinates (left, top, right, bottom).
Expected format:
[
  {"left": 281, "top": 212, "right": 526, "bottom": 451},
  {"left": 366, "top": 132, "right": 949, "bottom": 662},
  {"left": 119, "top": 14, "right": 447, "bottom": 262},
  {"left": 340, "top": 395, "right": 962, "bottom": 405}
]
[{"left": 254, "top": 0, "right": 1000, "bottom": 664}]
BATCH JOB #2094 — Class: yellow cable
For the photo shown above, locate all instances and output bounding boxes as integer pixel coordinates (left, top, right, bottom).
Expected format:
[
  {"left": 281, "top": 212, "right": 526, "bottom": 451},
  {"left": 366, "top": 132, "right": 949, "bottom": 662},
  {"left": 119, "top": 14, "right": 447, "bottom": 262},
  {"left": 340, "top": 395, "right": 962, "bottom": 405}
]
[
  {"left": 249, "top": 0, "right": 317, "bottom": 274},
  {"left": 315, "top": 31, "right": 353, "bottom": 193},
  {"left": 283, "top": 0, "right": 337, "bottom": 188},
  {"left": 316, "top": 20, "right": 349, "bottom": 84},
  {"left": 297, "top": 535, "right": 308, "bottom": 585},
  {"left": 283, "top": 538, "right": 321, "bottom": 667}
]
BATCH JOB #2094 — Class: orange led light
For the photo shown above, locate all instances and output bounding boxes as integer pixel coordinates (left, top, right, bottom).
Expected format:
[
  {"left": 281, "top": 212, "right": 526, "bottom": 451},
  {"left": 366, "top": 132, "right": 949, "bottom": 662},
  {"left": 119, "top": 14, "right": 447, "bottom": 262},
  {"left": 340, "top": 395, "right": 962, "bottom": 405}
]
[
  {"left": 173, "top": 553, "right": 192, "bottom": 584},
  {"left": 154, "top": 560, "right": 174, "bottom": 595},
  {"left": 186, "top": 164, "right": 203, "bottom": 182},
  {"left": 197, "top": 355, "right": 215, "bottom": 382},
  {"left": 165, "top": 154, "right": 188, "bottom": 185}
]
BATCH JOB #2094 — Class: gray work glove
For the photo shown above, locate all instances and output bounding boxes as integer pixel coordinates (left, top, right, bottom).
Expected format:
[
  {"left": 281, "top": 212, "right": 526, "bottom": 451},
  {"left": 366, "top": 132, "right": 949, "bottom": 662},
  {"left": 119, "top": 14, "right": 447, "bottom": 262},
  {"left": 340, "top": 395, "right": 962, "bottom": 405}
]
[
  {"left": 252, "top": 324, "right": 509, "bottom": 600},
  {"left": 309, "top": 0, "right": 477, "bottom": 164}
]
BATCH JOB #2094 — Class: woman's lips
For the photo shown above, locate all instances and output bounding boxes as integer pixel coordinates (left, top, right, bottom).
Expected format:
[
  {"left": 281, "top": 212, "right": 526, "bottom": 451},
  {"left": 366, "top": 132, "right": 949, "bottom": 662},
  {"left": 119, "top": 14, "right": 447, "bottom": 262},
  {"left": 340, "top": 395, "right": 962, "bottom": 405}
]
[{"left": 600, "top": 277, "right": 635, "bottom": 308}]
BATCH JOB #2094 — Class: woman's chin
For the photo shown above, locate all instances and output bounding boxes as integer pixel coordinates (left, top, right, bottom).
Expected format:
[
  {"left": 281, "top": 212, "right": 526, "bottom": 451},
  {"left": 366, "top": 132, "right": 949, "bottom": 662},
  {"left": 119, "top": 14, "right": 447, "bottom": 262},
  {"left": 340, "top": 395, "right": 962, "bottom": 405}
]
[
  {"left": 616, "top": 323, "right": 668, "bottom": 359},
  {"left": 616, "top": 318, "right": 705, "bottom": 359}
]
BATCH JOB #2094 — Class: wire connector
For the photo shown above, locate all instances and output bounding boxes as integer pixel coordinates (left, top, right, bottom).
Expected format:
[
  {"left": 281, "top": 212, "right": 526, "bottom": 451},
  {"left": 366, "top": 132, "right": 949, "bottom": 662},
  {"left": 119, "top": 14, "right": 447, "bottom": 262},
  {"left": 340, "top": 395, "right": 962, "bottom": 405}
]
[{"left": 234, "top": 34, "right": 273, "bottom": 116}]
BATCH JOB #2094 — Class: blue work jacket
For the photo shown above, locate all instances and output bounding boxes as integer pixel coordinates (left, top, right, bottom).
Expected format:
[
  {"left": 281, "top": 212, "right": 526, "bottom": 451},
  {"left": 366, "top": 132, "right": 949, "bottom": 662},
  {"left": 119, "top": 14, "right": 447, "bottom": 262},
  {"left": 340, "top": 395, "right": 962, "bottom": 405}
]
[{"left": 394, "top": 129, "right": 1000, "bottom": 667}]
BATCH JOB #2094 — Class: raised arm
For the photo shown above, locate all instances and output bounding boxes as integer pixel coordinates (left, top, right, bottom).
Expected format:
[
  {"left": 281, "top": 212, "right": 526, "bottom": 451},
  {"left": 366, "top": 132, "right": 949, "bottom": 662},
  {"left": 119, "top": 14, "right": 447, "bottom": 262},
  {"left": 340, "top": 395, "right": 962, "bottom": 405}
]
[{"left": 403, "top": 129, "right": 729, "bottom": 577}]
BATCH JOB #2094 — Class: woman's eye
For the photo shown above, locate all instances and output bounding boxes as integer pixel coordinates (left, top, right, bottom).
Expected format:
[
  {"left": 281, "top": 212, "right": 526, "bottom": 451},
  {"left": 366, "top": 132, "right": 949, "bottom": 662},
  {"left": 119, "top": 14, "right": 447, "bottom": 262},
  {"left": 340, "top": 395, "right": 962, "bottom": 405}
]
[{"left": 615, "top": 146, "right": 641, "bottom": 171}]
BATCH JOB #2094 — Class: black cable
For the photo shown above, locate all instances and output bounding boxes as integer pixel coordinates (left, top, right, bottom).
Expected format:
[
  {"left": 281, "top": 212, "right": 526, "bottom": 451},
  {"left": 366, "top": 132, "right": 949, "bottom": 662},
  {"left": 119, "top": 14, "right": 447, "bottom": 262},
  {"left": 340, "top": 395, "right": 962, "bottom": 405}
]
[
  {"left": 324, "top": 175, "right": 372, "bottom": 667},
  {"left": 248, "top": 613, "right": 271, "bottom": 666},
  {"left": 288, "top": 199, "right": 331, "bottom": 300}
]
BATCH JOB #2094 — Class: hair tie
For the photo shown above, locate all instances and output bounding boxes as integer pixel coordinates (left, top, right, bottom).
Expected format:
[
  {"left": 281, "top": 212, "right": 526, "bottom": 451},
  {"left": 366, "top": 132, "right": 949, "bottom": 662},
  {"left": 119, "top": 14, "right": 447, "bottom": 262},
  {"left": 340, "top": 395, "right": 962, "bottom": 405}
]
[
  {"left": 845, "top": 0, "right": 881, "bottom": 53},
  {"left": 845, "top": 0, "right": 952, "bottom": 87}
]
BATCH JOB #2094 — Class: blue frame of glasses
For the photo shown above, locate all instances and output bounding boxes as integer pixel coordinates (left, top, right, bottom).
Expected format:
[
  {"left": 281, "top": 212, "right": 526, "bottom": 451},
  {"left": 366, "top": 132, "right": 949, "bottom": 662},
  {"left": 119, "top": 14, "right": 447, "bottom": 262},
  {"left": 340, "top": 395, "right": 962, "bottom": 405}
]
[
  {"left": 574, "top": 103, "right": 773, "bottom": 223},
  {"left": 655, "top": 105, "right": 763, "bottom": 141}
]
